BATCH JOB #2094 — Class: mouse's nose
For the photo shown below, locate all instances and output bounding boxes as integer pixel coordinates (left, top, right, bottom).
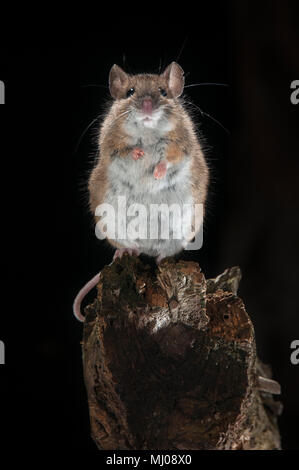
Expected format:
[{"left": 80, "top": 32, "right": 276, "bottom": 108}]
[{"left": 142, "top": 98, "right": 153, "bottom": 114}]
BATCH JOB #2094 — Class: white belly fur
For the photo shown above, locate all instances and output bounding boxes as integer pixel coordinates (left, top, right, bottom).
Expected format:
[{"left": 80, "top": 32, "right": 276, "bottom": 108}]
[{"left": 101, "top": 143, "right": 194, "bottom": 257}]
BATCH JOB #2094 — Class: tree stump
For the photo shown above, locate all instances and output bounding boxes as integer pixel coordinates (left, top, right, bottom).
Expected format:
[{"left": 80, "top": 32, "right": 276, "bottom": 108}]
[{"left": 82, "top": 256, "right": 282, "bottom": 450}]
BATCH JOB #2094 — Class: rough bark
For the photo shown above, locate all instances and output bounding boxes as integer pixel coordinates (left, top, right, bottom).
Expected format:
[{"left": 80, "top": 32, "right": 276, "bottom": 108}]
[{"left": 82, "top": 256, "right": 282, "bottom": 450}]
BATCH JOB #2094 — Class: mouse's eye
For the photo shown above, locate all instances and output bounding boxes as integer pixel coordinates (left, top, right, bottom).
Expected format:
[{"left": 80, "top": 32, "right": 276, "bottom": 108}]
[
  {"left": 126, "top": 87, "right": 135, "bottom": 98},
  {"left": 159, "top": 87, "right": 167, "bottom": 97}
]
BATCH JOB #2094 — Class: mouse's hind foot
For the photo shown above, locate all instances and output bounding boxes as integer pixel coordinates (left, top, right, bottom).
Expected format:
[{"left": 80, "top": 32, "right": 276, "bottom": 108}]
[{"left": 113, "top": 247, "right": 140, "bottom": 261}]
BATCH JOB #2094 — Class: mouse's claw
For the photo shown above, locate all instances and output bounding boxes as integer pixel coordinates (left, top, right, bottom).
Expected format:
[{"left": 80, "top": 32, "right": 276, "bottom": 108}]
[
  {"left": 153, "top": 161, "right": 167, "bottom": 179},
  {"left": 132, "top": 147, "right": 145, "bottom": 161},
  {"left": 113, "top": 247, "right": 140, "bottom": 260},
  {"left": 156, "top": 253, "right": 166, "bottom": 264}
]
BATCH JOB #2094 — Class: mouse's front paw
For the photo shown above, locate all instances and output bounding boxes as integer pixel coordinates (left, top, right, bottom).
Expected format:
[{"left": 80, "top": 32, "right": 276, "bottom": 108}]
[
  {"left": 153, "top": 161, "right": 167, "bottom": 179},
  {"left": 132, "top": 147, "right": 145, "bottom": 161}
]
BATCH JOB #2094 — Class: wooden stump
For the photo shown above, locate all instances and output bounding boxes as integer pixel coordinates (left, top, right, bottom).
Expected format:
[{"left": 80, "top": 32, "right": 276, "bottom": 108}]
[{"left": 82, "top": 256, "right": 282, "bottom": 450}]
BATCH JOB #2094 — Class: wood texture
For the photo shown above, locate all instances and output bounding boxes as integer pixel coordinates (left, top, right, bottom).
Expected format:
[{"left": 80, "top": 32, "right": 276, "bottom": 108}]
[{"left": 82, "top": 256, "right": 282, "bottom": 450}]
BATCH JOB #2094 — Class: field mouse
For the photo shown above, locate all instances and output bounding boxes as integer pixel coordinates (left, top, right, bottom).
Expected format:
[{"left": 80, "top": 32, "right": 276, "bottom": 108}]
[
  {"left": 73, "top": 62, "right": 209, "bottom": 321},
  {"left": 72, "top": 63, "right": 283, "bottom": 396}
]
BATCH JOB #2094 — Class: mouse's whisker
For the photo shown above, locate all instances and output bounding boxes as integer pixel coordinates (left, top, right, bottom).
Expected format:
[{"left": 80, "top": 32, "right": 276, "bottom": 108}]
[
  {"left": 200, "top": 109, "right": 230, "bottom": 135},
  {"left": 184, "top": 82, "right": 229, "bottom": 89},
  {"left": 158, "top": 57, "right": 163, "bottom": 74},
  {"left": 112, "top": 110, "right": 131, "bottom": 123},
  {"left": 185, "top": 100, "right": 230, "bottom": 135},
  {"left": 75, "top": 115, "right": 102, "bottom": 153},
  {"left": 75, "top": 111, "right": 131, "bottom": 154},
  {"left": 81, "top": 84, "right": 108, "bottom": 89},
  {"left": 175, "top": 35, "right": 189, "bottom": 63}
]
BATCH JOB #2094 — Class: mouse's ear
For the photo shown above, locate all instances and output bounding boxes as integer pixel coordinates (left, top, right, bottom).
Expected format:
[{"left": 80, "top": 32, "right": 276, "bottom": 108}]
[
  {"left": 161, "top": 62, "right": 184, "bottom": 98},
  {"left": 109, "top": 64, "right": 129, "bottom": 99}
]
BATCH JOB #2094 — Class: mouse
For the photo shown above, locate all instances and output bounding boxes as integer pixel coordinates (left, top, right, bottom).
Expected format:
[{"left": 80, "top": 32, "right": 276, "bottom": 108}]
[{"left": 73, "top": 61, "right": 209, "bottom": 322}]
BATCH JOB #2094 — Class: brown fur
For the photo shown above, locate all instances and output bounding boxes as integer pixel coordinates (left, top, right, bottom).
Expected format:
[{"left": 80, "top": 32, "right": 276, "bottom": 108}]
[{"left": 88, "top": 63, "right": 209, "bottom": 245}]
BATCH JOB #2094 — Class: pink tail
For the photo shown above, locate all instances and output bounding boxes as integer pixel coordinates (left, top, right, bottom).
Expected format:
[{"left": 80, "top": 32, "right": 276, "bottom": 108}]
[{"left": 73, "top": 272, "right": 100, "bottom": 322}]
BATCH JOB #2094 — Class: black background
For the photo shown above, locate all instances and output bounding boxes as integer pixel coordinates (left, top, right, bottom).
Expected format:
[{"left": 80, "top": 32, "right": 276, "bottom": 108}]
[{"left": 0, "top": 1, "right": 298, "bottom": 454}]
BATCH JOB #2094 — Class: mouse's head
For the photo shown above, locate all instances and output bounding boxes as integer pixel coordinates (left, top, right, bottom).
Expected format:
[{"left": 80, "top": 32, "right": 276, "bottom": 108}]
[{"left": 108, "top": 62, "right": 184, "bottom": 128}]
